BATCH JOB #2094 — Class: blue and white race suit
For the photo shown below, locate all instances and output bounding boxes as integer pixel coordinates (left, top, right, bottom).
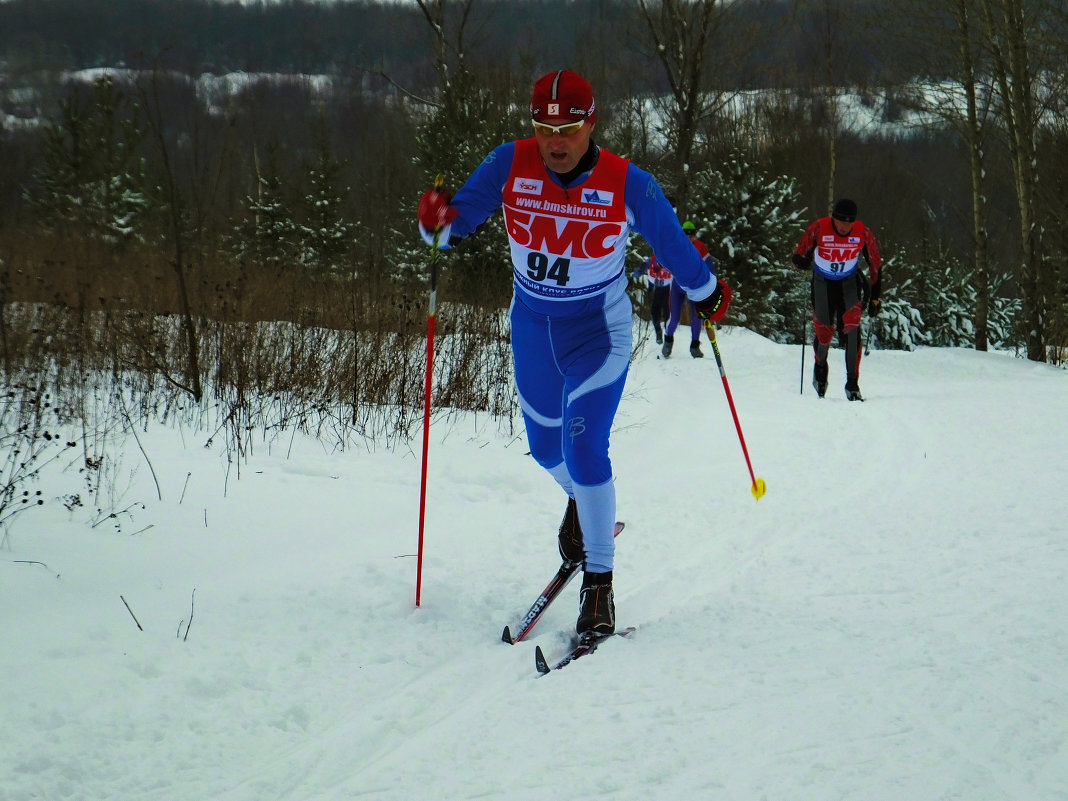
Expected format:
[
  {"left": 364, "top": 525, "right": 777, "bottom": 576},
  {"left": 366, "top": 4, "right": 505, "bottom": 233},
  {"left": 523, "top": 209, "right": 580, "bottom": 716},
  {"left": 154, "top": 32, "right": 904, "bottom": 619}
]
[{"left": 427, "top": 139, "right": 717, "bottom": 571}]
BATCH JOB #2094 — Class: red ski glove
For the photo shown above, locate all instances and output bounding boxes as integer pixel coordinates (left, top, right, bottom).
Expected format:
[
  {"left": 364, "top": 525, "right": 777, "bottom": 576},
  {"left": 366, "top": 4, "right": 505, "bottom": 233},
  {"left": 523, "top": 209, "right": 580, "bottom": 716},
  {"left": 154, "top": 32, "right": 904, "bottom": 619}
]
[
  {"left": 418, "top": 187, "right": 458, "bottom": 233},
  {"left": 693, "top": 280, "right": 732, "bottom": 323}
]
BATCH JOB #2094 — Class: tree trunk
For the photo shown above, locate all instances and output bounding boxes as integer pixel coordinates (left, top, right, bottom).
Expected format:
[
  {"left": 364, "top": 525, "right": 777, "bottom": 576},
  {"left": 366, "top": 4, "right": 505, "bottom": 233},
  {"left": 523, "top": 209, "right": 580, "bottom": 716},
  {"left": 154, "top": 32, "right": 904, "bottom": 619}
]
[
  {"left": 143, "top": 71, "right": 203, "bottom": 402},
  {"left": 637, "top": 0, "right": 719, "bottom": 216},
  {"left": 954, "top": 0, "right": 991, "bottom": 351},
  {"left": 981, "top": 0, "right": 1044, "bottom": 361}
]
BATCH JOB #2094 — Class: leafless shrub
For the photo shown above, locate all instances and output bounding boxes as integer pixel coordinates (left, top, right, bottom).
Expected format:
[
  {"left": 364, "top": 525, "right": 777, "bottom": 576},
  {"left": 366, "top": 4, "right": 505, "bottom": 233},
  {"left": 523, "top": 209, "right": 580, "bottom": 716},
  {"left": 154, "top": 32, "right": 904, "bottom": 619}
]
[
  {"left": 1, "top": 228, "right": 519, "bottom": 515},
  {"left": 0, "top": 377, "right": 77, "bottom": 538}
]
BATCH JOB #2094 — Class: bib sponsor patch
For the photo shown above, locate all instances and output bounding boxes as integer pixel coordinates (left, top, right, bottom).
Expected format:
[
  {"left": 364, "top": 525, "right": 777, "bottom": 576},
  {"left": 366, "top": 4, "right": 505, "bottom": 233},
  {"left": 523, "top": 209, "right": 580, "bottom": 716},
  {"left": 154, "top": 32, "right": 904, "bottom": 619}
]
[
  {"left": 513, "top": 177, "right": 543, "bottom": 195},
  {"left": 582, "top": 189, "right": 614, "bottom": 206}
]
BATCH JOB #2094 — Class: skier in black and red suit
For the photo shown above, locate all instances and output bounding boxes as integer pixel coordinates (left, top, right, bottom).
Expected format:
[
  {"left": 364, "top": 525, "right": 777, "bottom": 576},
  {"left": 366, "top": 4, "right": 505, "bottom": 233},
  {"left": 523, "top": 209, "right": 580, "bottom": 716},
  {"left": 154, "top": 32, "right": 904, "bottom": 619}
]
[
  {"left": 791, "top": 198, "right": 883, "bottom": 401},
  {"left": 632, "top": 251, "right": 674, "bottom": 345}
]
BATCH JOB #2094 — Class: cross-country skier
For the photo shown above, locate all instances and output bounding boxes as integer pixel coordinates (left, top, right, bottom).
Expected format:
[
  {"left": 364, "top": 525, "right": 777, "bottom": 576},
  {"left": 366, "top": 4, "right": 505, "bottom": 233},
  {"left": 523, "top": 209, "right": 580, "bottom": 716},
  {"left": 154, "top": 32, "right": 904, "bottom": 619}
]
[
  {"left": 631, "top": 252, "right": 672, "bottom": 345},
  {"left": 417, "top": 69, "right": 731, "bottom": 637},
  {"left": 790, "top": 198, "right": 883, "bottom": 401},
  {"left": 662, "top": 220, "right": 712, "bottom": 359}
]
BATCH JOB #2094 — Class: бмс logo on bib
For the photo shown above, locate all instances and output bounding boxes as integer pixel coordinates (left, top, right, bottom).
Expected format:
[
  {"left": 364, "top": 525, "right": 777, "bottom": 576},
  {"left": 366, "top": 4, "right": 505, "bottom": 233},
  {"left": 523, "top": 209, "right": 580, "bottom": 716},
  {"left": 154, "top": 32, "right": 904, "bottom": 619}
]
[{"left": 506, "top": 210, "right": 622, "bottom": 258}]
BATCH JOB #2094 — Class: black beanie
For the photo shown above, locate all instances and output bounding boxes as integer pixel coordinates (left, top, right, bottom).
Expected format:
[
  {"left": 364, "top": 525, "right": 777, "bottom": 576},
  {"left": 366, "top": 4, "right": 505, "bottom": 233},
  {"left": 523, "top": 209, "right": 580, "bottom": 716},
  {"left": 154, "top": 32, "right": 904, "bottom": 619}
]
[{"left": 832, "top": 198, "right": 857, "bottom": 222}]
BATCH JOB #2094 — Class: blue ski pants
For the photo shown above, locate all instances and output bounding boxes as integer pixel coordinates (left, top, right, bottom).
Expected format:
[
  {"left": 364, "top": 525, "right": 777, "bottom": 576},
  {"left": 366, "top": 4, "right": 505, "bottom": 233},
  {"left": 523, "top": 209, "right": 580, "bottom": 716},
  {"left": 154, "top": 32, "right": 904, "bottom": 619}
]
[{"left": 509, "top": 292, "right": 632, "bottom": 573}]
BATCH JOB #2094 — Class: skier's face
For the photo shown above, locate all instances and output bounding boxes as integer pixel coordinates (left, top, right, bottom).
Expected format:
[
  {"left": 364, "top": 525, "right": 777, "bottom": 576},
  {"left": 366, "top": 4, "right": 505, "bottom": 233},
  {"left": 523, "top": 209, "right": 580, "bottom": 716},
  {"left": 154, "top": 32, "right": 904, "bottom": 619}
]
[
  {"left": 533, "top": 118, "right": 595, "bottom": 175},
  {"left": 831, "top": 216, "right": 855, "bottom": 236}
]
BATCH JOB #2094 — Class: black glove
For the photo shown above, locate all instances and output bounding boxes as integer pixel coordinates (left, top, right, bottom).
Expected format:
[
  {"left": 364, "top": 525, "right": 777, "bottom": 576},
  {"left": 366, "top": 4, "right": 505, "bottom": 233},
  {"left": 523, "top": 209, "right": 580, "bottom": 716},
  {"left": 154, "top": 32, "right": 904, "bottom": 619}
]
[
  {"left": 868, "top": 280, "right": 881, "bottom": 316},
  {"left": 790, "top": 253, "right": 810, "bottom": 271}
]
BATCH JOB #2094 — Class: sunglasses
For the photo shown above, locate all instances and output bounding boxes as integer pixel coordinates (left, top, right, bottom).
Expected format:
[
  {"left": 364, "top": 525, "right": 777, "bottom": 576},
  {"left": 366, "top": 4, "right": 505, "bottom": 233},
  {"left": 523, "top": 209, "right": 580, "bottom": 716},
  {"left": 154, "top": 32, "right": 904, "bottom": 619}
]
[{"left": 531, "top": 119, "right": 586, "bottom": 137}]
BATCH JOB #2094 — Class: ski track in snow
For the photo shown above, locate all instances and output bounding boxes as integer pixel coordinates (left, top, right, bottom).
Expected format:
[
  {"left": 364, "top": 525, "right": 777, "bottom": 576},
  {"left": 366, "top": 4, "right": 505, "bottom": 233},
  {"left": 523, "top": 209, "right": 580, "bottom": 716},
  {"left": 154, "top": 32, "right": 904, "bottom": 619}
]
[{"left": 2, "top": 326, "right": 1066, "bottom": 801}]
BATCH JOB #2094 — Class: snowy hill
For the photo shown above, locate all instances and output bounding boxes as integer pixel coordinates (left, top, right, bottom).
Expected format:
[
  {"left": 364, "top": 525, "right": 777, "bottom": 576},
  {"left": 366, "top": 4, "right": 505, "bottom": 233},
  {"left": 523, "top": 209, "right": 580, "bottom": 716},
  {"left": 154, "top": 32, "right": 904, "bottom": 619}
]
[{"left": 2, "top": 327, "right": 1066, "bottom": 800}]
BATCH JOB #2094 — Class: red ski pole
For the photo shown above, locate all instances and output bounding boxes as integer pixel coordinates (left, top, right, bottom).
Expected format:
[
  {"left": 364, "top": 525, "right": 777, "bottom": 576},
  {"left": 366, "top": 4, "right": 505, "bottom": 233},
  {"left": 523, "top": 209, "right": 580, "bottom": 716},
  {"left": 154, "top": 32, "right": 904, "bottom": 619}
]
[
  {"left": 704, "top": 320, "right": 767, "bottom": 500},
  {"left": 416, "top": 176, "right": 445, "bottom": 607}
]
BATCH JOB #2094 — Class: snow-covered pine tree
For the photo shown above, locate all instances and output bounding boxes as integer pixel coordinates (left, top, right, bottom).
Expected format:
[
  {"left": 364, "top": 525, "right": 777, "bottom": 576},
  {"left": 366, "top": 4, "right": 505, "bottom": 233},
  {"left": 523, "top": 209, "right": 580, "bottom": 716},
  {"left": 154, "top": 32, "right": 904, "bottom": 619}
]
[
  {"left": 26, "top": 75, "right": 148, "bottom": 245},
  {"left": 985, "top": 274, "right": 1023, "bottom": 349},
  {"left": 867, "top": 274, "right": 927, "bottom": 352},
  {"left": 863, "top": 250, "right": 928, "bottom": 352},
  {"left": 229, "top": 145, "right": 301, "bottom": 270},
  {"left": 297, "top": 120, "right": 358, "bottom": 275},
  {"left": 925, "top": 251, "right": 981, "bottom": 348},
  {"left": 872, "top": 243, "right": 1020, "bottom": 351},
  {"left": 395, "top": 69, "right": 524, "bottom": 307},
  {"left": 687, "top": 154, "right": 808, "bottom": 342}
]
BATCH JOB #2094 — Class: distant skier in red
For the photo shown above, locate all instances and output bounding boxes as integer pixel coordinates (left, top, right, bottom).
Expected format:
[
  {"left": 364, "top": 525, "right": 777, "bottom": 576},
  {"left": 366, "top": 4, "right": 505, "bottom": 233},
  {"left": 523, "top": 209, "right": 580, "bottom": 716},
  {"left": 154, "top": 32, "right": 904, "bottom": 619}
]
[{"left": 791, "top": 198, "right": 883, "bottom": 401}]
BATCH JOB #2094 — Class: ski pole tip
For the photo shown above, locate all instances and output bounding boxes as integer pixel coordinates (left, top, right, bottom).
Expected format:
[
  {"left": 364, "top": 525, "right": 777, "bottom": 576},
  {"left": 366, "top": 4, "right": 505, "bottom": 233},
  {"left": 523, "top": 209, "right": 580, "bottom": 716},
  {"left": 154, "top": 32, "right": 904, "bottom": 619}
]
[{"left": 751, "top": 478, "right": 767, "bottom": 500}]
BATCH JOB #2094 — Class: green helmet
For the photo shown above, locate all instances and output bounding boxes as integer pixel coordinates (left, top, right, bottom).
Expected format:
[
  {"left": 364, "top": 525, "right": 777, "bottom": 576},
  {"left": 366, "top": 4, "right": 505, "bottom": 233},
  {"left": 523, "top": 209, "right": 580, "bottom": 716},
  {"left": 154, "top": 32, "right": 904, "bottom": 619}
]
[{"left": 682, "top": 221, "right": 696, "bottom": 232}]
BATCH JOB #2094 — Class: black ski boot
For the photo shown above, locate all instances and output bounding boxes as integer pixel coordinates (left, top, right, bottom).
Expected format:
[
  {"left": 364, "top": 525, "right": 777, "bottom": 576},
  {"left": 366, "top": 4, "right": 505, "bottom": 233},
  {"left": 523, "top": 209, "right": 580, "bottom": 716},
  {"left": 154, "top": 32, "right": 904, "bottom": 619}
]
[
  {"left": 577, "top": 570, "right": 615, "bottom": 637},
  {"left": 812, "top": 361, "right": 828, "bottom": 398},
  {"left": 661, "top": 335, "right": 674, "bottom": 358},
  {"left": 845, "top": 381, "right": 864, "bottom": 402},
  {"left": 689, "top": 340, "right": 703, "bottom": 358},
  {"left": 558, "top": 497, "right": 584, "bottom": 565}
]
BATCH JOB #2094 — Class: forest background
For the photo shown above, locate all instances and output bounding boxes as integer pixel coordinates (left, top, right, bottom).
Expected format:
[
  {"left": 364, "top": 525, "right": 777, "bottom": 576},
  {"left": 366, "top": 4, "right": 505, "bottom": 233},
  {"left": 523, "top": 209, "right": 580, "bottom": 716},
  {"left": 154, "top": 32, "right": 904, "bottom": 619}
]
[{"left": 0, "top": 0, "right": 1066, "bottom": 527}]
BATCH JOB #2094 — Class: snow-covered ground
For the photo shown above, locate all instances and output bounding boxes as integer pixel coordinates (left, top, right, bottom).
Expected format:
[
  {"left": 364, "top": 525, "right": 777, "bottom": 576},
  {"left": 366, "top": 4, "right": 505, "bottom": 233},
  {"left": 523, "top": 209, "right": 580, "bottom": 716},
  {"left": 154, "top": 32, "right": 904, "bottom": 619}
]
[{"left": 3, "top": 326, "right": 1066, "bottom": 800}]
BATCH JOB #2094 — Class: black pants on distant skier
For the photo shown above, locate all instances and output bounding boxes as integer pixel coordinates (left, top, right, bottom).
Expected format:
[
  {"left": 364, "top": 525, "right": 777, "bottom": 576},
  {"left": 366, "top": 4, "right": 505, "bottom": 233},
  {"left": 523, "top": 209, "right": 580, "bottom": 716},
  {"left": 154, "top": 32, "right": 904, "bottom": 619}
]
[
  {"left": 810, "top": 271, "right": 868, "bottom": 393},
  {"left": 648, "top": 284, "right": 670, "bottom": 343}
]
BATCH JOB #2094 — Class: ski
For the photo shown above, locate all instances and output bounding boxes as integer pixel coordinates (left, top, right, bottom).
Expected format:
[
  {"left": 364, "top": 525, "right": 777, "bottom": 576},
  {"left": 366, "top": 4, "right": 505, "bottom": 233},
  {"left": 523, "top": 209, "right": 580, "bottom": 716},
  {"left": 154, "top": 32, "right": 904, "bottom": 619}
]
[
  {"left": 501, "top": 520, "right": 624, "bottom": 645},
  {"left": 535, "top": 627, "right": 637, "bottom": 674}
]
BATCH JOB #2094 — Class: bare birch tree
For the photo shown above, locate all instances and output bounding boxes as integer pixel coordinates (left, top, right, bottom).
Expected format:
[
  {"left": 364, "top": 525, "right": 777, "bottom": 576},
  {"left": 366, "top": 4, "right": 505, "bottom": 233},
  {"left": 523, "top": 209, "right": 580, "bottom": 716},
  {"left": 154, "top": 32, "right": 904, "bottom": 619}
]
[
  {"left": 635, "top": 0, "right": 728, "bottom": 216},
  {"left": 952, "top": 0, "right": 994, "bottom": 351},
  {"left": 977, "top": 0, "right": 1045, "bottom": 360},
  {"left": 898, "top": 1, "right": 996, "bottom": 351}
]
